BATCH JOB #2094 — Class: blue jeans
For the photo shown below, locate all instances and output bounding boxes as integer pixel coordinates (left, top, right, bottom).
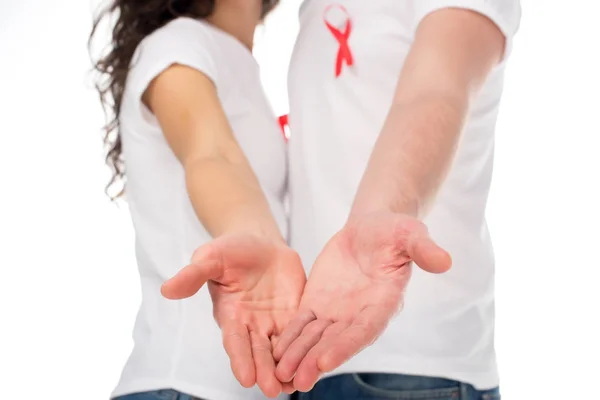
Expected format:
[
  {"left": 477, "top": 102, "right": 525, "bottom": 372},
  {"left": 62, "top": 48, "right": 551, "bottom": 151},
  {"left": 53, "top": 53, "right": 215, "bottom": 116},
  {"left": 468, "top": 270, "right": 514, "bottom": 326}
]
[
  {"left": 291, "top": 373, "right": 500, "bottom": 400},
  {"left": 113, "top": 390, "right": 202, "bottom": 400}
]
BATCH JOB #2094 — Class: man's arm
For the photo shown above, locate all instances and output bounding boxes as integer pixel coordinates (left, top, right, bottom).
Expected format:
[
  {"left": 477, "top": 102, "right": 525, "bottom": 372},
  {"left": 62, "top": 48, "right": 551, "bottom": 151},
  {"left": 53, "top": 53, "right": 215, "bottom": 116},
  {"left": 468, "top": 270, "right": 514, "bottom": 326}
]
[
  {"left": 272, "top": 9, "right": 514, "bottom": 392},
  {"left": 145, "top": 64, "right": 284, "bottom": 243},
  {"left": 350, "top": 8, "right": 506, "bottom": 220}
]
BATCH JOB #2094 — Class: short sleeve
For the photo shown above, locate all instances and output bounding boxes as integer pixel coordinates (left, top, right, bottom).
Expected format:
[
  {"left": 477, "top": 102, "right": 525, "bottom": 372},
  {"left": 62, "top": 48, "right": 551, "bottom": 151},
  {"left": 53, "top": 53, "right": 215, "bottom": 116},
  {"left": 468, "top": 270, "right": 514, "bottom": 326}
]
[
  {"left": 412, "top": 0, "right": 522, "bottom": 62},
  {"left": 126, "top": 18, "right": 220, "bottom": 119}
]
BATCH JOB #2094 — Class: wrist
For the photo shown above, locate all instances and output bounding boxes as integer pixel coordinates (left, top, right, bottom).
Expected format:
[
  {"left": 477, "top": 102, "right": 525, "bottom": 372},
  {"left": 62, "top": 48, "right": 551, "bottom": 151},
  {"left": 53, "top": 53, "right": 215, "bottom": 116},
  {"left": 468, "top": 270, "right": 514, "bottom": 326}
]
[
  {"left": 349, "top": 197, "right": 420, "bottom": 224},
  {"left": 220, "top": 218, "right": 285, "bottom": 244}
]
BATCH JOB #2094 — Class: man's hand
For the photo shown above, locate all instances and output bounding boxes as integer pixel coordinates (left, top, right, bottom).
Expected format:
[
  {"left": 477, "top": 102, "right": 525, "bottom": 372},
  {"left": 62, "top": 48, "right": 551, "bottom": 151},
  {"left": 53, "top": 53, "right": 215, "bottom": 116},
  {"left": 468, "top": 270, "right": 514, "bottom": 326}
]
[
  {"left": 273, "top": 211, "right": 451, "bottom": 392},
  {"left": 161, "top": 234, "right": 306, "bottom": 398}
]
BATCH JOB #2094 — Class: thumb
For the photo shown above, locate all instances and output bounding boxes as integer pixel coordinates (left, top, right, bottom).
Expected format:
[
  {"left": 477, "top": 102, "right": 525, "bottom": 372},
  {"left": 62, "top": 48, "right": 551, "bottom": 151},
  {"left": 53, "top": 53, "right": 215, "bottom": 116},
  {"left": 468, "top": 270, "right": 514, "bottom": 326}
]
[
  {"left": 407, "top": 233, "right": 452, "bottom": 274},
  {"left": 161, "top": 245, "right": 223, "bottom": 300}
]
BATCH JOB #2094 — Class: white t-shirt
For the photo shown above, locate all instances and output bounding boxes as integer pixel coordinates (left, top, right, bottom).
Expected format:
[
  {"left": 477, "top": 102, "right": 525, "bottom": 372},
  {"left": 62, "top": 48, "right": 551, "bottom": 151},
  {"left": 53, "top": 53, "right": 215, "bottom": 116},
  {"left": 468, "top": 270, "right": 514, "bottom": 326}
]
[
  {"left": 112, "top": 18, "right": 288, "bottom": 400},
  {"left": 288, "top": 0, "right": 521, "bottom": 390}
]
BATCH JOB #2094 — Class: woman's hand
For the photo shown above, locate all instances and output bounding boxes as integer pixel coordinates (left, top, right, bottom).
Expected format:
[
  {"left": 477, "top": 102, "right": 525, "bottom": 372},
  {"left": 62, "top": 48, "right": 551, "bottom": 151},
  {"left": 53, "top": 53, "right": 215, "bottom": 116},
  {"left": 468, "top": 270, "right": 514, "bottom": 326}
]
[{"left": 161, "top": 233, "right": 306, "bottom": 398}]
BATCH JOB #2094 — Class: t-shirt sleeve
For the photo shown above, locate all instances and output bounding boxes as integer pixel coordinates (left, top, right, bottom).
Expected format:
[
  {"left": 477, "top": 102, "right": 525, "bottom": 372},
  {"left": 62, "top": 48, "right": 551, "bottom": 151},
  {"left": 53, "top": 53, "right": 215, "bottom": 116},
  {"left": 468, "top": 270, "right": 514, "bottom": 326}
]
[
  {"left": 412, "top": 0, "right": 522, "bottom": 62},
  {"left": 126, "top": 19, "right": 220, "bottom": 116}
]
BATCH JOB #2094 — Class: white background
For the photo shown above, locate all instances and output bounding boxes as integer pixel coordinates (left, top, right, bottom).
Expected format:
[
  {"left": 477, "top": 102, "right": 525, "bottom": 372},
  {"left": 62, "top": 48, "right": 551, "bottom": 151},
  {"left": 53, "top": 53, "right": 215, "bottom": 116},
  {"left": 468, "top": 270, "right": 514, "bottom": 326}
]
[{"left": 1, "top": 0, "right": 598, "bottom": 398}]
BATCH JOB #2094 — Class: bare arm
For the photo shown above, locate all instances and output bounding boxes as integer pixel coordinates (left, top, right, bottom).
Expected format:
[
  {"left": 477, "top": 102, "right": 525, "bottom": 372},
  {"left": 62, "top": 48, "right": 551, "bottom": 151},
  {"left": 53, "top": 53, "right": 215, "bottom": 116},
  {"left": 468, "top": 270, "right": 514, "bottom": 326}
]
[
  {"left": 350, "top": 8, "right": 506, "bottom": 219},
  {"left": 272, "top": 11, "right": 510, "bottom": 389},
  {"left": 144, "top": 64, "right": 283, "bottom": 242},
  {"left": 151, "top": 65, "right": 306, "bottom": 397}
]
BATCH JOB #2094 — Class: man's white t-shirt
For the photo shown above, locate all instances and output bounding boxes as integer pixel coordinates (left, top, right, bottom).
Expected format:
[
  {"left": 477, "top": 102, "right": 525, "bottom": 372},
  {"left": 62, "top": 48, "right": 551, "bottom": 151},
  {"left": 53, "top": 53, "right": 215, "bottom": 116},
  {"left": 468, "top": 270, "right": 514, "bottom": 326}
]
[
  {"left": 112, "top": 18, "right": 288, "bottom": 400},
  {"left": 288, "top": 0, "right": 521, "bottom": 390}
]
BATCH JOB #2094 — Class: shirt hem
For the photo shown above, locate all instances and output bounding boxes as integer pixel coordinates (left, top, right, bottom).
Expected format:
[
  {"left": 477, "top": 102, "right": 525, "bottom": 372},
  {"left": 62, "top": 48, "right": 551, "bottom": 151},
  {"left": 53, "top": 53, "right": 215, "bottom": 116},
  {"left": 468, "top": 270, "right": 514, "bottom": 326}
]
[
  {"left": 111, "top": 378, "right": 251, "bottom": 400},
  {"left": 325, "top": 357, "right": 499, "bottom": 390}
]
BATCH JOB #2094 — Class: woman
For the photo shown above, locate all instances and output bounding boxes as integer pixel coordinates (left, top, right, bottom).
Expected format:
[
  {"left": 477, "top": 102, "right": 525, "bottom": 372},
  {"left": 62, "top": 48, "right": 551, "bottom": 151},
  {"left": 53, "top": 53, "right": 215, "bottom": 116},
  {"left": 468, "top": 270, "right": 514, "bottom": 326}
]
[{"left": 90, "top": 1, "right": 305, "bottom": 399}]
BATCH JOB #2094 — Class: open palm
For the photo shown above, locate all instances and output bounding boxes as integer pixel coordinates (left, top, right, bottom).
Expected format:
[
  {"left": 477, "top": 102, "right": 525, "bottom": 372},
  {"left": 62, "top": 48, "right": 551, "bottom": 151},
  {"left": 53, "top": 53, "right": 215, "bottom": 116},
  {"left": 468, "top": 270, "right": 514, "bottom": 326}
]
[
  {"left": 273, "top": 211, "right": 452, "bottom": 392},
  {"left": 161, "top": 234, "right": 306, "bottom": 398}
]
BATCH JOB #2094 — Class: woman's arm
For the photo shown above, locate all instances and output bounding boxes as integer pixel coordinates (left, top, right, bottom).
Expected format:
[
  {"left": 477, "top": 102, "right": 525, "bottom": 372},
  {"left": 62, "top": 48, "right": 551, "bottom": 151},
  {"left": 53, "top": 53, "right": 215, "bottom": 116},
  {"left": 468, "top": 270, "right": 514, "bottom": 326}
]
[
  {"left": 144, "top": 64, "right": 284, "bottom": 242},
  {"left": 150, "top": 64, "right": 304, "bottom": 396}
]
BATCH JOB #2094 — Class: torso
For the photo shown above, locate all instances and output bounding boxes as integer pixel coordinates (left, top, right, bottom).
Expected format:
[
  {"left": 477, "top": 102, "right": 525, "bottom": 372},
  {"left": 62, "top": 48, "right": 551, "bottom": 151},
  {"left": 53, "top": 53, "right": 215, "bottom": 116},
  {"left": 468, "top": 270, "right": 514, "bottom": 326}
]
[
  {"left": 288, "top": 0, "right": 518, "bottom": 389},
  {"left": 112, "top": 18, "right": 288, "bottom": 400}
]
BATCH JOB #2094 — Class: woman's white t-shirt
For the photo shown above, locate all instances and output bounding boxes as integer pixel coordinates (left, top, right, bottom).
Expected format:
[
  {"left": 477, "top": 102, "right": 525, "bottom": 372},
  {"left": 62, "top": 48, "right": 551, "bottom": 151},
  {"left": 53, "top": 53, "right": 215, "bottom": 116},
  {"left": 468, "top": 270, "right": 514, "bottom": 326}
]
[{"left": 111, "top": 18, "right": 288, "bottom": 400}]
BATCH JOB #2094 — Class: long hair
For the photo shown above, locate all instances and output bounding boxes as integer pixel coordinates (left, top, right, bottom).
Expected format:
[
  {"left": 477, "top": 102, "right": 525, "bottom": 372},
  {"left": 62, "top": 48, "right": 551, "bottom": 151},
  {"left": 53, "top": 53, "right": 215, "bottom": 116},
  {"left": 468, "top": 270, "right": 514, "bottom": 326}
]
[{"left": 89, "top": 0, "right": 278, "bottom": 199}]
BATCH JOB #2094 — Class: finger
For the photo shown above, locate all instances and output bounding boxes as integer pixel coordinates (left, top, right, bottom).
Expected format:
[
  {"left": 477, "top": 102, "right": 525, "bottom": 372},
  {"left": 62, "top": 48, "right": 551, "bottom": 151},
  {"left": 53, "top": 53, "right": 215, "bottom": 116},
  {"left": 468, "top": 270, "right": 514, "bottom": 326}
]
[
  {"left": 270, "top": 334, "right": 280, "bottom": 351},
  {"left": 275, "top": 319, "right": 331, "bottom": 383},
  {"left": 222, "top": 321, "right": 255, "bottom": 388},
  {"left": 282, "top": 382, "right": 296, "bottom": 394},
  {"left": 273, "top": 310, "right": 316, "bottom": 361},
  {"left": 292, "top": 321, "right": 348, "bottom": 392},
  {"left": 160, "top": 259, "right": 222, "bottom": 299},
  {"left": 317, "top": 307, "right": 388, "bottom": 374},
  {"left": 161, "top": 244, "right": 222, "bottom": 299},
  {"left": 408, "top": 234, "right": 452, "bottom": 274},
  {"left": 251, "top": 330, "right": 282, "bottom": 398}
]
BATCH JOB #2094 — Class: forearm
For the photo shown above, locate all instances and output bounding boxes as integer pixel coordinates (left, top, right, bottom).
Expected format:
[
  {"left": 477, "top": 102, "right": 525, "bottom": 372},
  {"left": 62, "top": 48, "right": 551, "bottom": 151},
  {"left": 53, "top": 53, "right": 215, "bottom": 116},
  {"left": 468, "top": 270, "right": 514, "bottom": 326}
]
[
  {"left": 350, "top": 8, "right": 505, "bottom": 221},
  {"left": 350, "top": 89, "right": 467, "bottom": 219},
  {"left": 185, "top": 152, "right": 284, "bottom": 242},
  {"left": 143, "top": 65, "right": 283, "bottom": 243}
]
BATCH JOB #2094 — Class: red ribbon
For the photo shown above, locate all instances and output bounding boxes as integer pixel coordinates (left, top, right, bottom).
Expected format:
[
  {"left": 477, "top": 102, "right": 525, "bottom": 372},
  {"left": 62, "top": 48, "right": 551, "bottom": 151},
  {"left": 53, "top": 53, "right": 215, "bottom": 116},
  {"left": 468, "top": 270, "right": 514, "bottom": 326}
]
[
  {"left": 323, "top": 4, "right": 353, "bottom": 78},
  {"left": 278, "top": 114, "right": 289, "bottom": 142}
]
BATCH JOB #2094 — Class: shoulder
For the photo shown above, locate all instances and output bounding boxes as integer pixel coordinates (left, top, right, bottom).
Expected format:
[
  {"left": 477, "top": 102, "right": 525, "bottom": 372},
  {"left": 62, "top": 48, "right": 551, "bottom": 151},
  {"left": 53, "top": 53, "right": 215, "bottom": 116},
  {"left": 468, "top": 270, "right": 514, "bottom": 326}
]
[
  {"left": 122, "top": 18, "right": 227, "bottom": 126},
  {"left": 411, "top": 0, "right": 521, "bottom": 35},
  {"left": 126, "top": 17, "right": 223, "bottom": 99},
  {"left": 409, "top": 0, "right": 521, "bottom": 62},
  {"left": 133, "top": 17, "right": 220, "bottom": 66},
  {"left": 145, "top": 17, "right": 218, "bottom": 45}
]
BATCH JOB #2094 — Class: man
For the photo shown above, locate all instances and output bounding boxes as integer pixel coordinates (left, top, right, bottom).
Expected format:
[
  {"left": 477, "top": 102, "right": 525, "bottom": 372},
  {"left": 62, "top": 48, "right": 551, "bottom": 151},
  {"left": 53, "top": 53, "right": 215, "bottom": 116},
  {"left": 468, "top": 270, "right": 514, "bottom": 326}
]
[
  {"left": 272, "top": 0, "right": 521, "bottom": 398},
  {"left": 164, "top": 0, "right": 521, "bottom": 398}
]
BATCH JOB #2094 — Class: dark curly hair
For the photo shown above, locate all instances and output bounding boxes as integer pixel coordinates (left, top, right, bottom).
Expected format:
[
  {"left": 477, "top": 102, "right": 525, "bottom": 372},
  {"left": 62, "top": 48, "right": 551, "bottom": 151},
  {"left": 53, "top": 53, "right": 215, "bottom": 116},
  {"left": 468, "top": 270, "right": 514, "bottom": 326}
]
[{"left": 89, "top": 0, "right": 279, "bottom": 199}]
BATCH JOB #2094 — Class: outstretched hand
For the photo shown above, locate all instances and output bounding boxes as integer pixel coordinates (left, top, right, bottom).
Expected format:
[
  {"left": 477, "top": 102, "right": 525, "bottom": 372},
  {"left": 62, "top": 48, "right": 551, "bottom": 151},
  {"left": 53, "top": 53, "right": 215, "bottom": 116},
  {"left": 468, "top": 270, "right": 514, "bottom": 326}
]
[
  {"left": 161, "top": 234, "right": 306, "bottom": 398},
  {"left": 273, "top": 211, "right": 451, "bottom": 392}
]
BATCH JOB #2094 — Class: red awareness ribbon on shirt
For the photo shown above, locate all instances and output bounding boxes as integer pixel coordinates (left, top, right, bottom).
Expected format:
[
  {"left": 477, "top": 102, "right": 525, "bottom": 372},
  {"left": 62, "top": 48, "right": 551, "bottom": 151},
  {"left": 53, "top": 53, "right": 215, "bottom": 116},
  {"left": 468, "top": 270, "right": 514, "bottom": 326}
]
[
  {"left": 323, "top": 4, "right": 354, "bottom": 78},
  {"left": 278, "top": 114, "right": 289, "bottom": 142}
]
